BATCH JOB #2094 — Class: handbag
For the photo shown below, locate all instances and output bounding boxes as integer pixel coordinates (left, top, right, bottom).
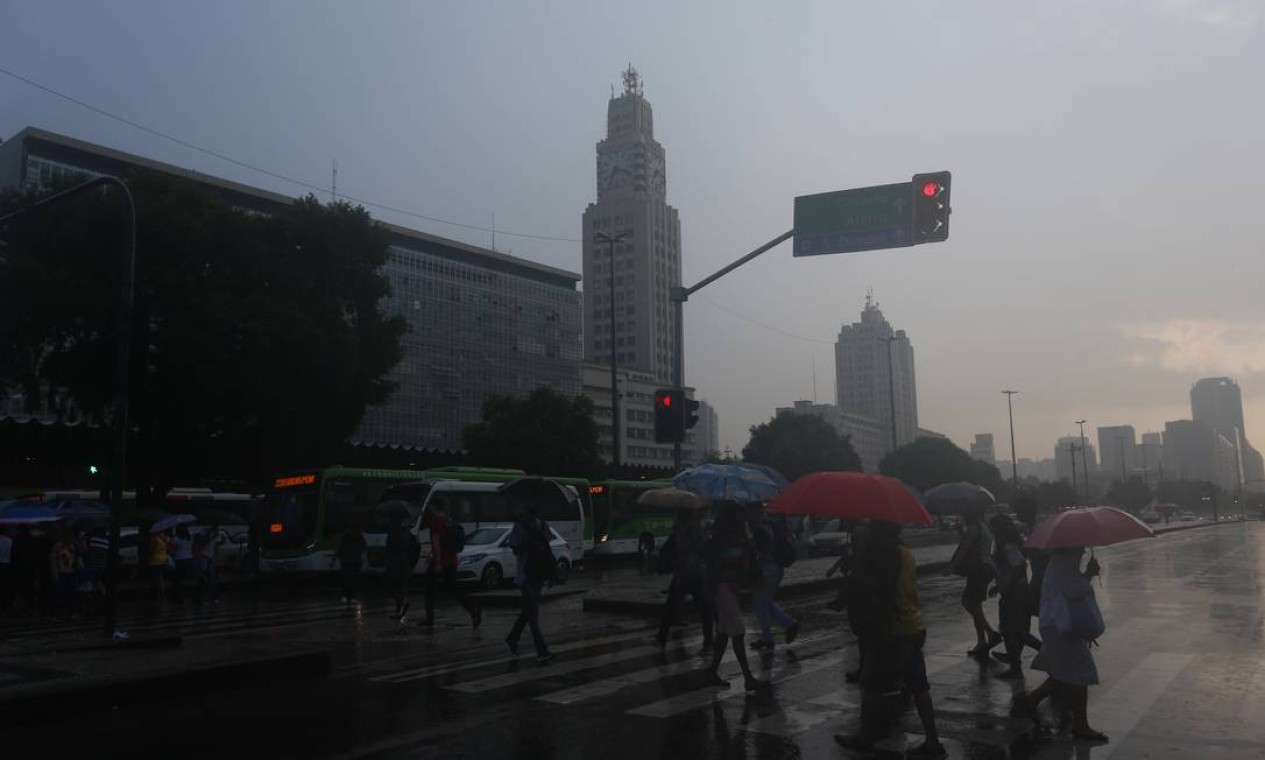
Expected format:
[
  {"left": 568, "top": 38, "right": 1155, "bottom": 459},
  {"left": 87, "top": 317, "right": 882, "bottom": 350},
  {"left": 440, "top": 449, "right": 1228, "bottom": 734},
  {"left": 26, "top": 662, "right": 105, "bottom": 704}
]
[{"left": 1066, "top": 591, "right": 1105, "bottom": 640}]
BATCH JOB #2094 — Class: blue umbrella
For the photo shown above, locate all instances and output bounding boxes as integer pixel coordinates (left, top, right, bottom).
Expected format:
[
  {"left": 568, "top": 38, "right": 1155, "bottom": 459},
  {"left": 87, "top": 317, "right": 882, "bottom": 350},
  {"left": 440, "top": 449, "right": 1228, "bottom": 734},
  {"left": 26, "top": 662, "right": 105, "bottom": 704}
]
[
  {"left": 149, "top": 513, "right": 197, "bottom": 534},
  {"left": 673, "top": 463, "right": 783, "bottom": 503},
  {"left": 924, "top": 482, "right": 996, "bottom": 516},
  {"left": 50, "top": 499, "right": 112, "bottom": 522},
  {"left": 0, "top": 500, "right": 63, "bottom": 525}
]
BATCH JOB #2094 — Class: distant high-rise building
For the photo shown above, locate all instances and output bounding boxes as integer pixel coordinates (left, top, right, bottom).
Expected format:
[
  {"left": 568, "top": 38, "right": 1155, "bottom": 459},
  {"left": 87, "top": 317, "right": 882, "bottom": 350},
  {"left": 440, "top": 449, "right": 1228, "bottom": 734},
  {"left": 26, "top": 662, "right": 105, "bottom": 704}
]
[
  {"left": 834, "top": 294, "right": 917, "bottom": 453},
  {"left": 581, "top": 66, "right": 680, "bottom": 385},
  {"left": 1163, "top": 418, "right": 1239, "bottom": 490},
  {"left": 1017, "top": 458, "right": 1059, "bottom": 482},
  {"left": 1096, "top": 425, "right": 1137, "bottom": 482},
  {"left": 970, "top": 434, "right": 996, "bottom": 464},
  {"left": 1055, "top": 436, "right": 1097, "bottom": 485},
  {"left": 696, "top": 400, "right": 719, "bottom": 457},
  {"left": 1190, "top": 377, "right": 1262, "bottom": 490},
  {"left": 1140, "top": 432, "right": 1164, "bottom": 483}
]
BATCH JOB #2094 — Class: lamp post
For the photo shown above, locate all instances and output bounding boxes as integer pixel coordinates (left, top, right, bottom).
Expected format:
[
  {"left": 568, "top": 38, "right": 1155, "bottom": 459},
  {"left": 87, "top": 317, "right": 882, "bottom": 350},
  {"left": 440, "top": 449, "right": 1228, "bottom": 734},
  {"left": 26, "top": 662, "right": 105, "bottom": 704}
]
[
  {"left": 0, "top": 176, "right": 135, "bottom": 639},
  {"left": 1068, "top": 441, "right": 1080, "bottom": 497},
  {"left": 595, "top": 230, "right": 627, "bottom": 470},
  {"left": 880, "top": 336, "right": 899, "bottom": 454},
  {"left": 1075, "top": 420, "right": 1090, "bottom": 504},
  {"left": 1002, "top": 390, "right": 1019, "bottom": 493}
]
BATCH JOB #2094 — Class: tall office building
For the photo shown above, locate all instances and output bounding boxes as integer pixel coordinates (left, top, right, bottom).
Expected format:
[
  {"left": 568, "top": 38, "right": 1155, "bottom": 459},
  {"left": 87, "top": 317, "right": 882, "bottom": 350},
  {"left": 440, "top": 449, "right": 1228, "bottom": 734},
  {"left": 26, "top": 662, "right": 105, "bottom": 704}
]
[
  {"left": 1055, "top": 436, "right": 1097, "bottom": 484},
  {"left": 1140, "top": 431, "right": 1164, "bottom": 483},
  {"left": 970, "top": 434, "right": 996, "bottom": 464},
  {"left": 1191, "top": 377, "right": 1263, "bottom": 489},
  {"left": 0, "top": 127, "right": 584, "bottom": 451},
  {"left": 1096, "top": 425, "right": 1137, "bottom": 482},
  {"left": 834, "top": 294, "right": 917, "bottom": 451},
  {"left": 581, "top": 66, "right": 681, "bottom": 385},
  {"left": 1163, "top": 419, "right": 1239, "bottom": 490},
  {"left": 695, "top": 400, "right": 720, "bottom": 457}
]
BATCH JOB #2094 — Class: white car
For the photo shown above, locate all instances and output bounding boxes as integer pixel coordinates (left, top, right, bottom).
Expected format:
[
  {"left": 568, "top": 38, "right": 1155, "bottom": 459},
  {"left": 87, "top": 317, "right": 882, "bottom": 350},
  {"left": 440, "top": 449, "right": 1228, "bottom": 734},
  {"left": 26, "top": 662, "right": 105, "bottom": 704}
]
[{"left": 455, "top": 523, "right": 572, "bottom": 590}]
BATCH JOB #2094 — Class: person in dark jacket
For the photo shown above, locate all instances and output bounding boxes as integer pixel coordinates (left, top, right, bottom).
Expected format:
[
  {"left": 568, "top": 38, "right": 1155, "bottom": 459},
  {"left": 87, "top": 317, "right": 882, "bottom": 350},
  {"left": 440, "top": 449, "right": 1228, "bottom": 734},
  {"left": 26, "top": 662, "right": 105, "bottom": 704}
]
[
  {"left": 655, "top": 508, "right": 713, "bottom": 654},
  {"left": 505, "top": 503, "right": 554, "bottom": 663},
  {"left": 385, "top": 519, "right": 419, "bottom": 621}
]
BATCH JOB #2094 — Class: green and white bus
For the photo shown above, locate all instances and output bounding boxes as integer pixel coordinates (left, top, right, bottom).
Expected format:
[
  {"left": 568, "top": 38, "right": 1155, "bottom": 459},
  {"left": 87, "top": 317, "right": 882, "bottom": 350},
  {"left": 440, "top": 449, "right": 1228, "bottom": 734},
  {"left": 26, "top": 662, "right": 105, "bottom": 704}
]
[{"left": 588, "top": 479, "right": 676, "bottom": 557}]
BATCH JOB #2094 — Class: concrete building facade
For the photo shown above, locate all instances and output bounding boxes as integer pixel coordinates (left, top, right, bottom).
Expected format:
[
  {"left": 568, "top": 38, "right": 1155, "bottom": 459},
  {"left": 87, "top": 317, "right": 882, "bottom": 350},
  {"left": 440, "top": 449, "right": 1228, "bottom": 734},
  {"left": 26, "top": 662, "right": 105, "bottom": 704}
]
[
  {"left": 774, "top": 400, "right": 889, "bottom": 472},
  {"left": 970, "top": 433, "right": 996, "bottom": 464},
  {"left": 834, "top": 294, "right": 917, "bottom": 451},
  {"left": 581, "top": 67, "right": 681, "bottom": 386},
  {"left": 581, "top": 362, "right": 699, "bottom": 468},
  {"left": 1096, "top": 425, "right": 1138, "bottom": 483}
]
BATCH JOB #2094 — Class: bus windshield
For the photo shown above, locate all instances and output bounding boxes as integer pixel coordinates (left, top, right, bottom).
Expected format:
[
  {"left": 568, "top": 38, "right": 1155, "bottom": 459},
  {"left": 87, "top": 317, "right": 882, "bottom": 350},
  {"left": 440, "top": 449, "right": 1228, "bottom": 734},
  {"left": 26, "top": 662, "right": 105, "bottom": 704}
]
[{"left": 262, "top": 482, "right": 319, "bottom": 549}]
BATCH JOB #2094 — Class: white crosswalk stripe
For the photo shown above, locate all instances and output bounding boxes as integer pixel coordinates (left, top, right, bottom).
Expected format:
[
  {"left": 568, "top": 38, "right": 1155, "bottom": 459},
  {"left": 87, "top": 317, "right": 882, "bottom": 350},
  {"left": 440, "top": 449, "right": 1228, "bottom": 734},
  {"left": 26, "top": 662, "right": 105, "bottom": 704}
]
[
  {"left": 1088, "top": 652, "right": 1194, "bottom": 758},
  {"left": 446, "top": 643, "right": 679, "bottom": 693}
]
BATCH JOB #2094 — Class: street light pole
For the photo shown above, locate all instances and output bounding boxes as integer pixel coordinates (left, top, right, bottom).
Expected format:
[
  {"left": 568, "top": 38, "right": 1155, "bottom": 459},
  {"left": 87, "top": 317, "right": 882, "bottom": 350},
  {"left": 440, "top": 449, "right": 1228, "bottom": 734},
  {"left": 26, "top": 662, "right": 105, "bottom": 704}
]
[
  {"left": 1075, "top": 420, "right": 1090, "bottom": 504},
  {"left": 1002, "top": 390, "right": 1019, "bottom": 493},
  {"left": 595, "top": 231, "right": 627, "bottom": 471},
  {"left": 881, "top": 336, "right": 899, "bottom": 454},
  {"left": 1069, "top": 442, "right": 1080, "bottom": 497},
  {"left": 0, "top": 176, "right": 135, "bottom": 639}
]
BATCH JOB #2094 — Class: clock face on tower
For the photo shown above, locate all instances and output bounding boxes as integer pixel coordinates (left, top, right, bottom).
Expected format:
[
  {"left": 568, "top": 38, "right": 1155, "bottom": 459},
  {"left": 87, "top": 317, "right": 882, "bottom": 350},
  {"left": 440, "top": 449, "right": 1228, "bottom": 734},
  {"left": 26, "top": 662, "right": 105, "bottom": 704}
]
[{"left": 598, "top": 149, "right": 634, "bottom": 193}]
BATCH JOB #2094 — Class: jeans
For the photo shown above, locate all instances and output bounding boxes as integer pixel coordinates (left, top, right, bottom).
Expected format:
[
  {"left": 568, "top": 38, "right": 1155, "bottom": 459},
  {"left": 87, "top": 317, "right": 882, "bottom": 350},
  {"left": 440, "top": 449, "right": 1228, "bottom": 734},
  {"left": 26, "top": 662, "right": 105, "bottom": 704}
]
[
  {"left": 754, "top": 561, "right": 796, "bottom": 645},
  {"left": 508, "top": 581, "right": 548, "bottom": 655}
]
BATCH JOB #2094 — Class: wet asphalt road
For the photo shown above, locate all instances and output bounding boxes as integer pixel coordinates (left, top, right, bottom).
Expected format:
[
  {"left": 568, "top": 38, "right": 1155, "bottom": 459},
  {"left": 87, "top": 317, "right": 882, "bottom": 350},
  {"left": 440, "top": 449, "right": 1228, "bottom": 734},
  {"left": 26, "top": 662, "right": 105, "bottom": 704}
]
[{"left": 8, "top": 522, "right": 1265, "bottom": 759}]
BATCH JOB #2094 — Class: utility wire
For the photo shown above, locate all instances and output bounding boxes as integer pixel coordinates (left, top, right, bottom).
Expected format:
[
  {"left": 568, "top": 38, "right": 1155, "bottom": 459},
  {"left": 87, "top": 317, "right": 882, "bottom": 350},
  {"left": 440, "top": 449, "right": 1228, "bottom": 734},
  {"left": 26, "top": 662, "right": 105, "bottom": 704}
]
[
  {"left": 0, "top": 65, "right": 582, "bottom": 244},
  {"left": 695, "top": 294, "right": 834, "bottom": 345}
]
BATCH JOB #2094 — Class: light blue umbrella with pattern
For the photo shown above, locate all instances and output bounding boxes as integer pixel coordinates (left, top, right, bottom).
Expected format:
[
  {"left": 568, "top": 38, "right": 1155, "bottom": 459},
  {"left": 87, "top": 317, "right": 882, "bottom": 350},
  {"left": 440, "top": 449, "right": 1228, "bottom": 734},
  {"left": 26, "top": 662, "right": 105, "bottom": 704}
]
[{"left": 672, "top": 463, "right": 783, "bottom": 503}]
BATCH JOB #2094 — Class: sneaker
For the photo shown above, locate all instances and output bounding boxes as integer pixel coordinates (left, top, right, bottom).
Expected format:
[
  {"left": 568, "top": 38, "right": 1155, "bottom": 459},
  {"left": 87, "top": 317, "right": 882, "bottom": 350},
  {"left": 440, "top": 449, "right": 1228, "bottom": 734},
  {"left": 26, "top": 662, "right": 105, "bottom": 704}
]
[
  {"left": 785, "top": 621, "right": 800, "bottom": 645},
  {"left": 906, "top": 739, "right": 948, "bottom": 758},
  {"left": 992, "top": 651, "right": 1018, "bottom": 665},
  {"left": 750, "top": 639, "right": 773, "bottom": 651},
  {"left": 536, "top": 652, "right": 556, "bottom": 665},
  {"left": 832, "top": 734, "right": 874, "bottom": 753},
  {"left": 744, "top": 676, "right": 770, "bottom": 692},
  {"left": 506, "top": 637, "right": 519, "bottom": 656},
  {"left": 987, "top": 630, "right": 1004, "bottom": 649}
]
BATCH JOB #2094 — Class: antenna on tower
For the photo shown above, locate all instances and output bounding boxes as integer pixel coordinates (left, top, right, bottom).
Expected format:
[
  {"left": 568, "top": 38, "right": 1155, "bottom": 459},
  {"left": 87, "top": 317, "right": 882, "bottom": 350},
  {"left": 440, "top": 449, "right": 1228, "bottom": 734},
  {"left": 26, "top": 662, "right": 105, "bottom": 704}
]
[{"left": 331, "top": 158, "right": 338, "bottom": 202}]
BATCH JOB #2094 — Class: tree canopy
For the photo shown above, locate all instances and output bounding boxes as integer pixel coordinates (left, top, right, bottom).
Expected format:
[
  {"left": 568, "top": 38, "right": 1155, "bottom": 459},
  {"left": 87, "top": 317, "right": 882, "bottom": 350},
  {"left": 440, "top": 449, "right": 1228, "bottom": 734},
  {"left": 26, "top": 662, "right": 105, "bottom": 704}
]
[
  {"left": 1104, "top": 477, "right": 1153, "bottom": 512},
  {"left": 0, "top": 173, "right": 404, "bottom": 487},
  {"left": 741, "top": 414, "right": 862, "bottom": 483},
  {"left": 463, "top": 386, "right": 602, "bottom": 478},
  {"left": 879, "top": 436, "right": 1003, "bottom": 493}
]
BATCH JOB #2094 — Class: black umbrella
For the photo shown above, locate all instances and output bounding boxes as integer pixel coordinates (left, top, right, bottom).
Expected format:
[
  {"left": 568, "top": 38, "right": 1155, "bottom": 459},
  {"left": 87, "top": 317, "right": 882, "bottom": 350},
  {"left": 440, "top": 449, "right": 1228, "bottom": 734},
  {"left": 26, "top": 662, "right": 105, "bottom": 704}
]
[
  {"left": 498, "top": 477, "right": 572, "bottom": 515},
  {"left": 924, "top": 482, "right": 996, "bottom": 516}
]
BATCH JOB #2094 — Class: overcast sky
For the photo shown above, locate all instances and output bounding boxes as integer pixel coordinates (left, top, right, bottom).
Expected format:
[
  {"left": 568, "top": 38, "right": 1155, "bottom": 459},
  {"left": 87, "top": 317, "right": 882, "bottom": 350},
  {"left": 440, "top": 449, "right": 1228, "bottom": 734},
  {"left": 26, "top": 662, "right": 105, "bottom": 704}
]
[{"left": 4, "top": 1, "right": 1264, "bottom": 463}]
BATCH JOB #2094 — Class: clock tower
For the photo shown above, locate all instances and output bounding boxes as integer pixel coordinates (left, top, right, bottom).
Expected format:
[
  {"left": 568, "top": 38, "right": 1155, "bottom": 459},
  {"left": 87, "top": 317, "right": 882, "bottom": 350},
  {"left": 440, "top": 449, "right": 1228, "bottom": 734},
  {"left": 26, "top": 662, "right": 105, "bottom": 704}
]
[{"left": 582, "top": 65, "right": 682, "bottom": 387}]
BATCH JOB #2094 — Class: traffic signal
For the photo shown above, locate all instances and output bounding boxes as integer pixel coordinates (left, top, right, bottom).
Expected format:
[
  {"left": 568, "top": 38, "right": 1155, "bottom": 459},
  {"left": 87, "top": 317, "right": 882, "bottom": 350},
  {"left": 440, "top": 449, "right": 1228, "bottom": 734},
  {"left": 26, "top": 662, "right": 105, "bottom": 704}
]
[
  {"left": 654, "top": 388, "right": 685, "bottom": 444},
  {"left": 684, "top": 398, "right": 701, "bottom": 430},
  {"left": 911, "top": 171, "right": 951, "bottom": 243}
]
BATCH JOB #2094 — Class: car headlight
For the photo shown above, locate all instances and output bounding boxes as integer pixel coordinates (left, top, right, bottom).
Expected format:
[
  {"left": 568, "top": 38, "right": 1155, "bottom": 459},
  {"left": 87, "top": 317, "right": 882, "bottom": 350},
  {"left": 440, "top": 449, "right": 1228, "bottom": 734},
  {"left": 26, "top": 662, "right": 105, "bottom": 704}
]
[
  {"left": 598, "top": 533, "right": 609, "bottom": 542},
  {"left": 459, "top": 553, "right": 486, "bottom": 565}
]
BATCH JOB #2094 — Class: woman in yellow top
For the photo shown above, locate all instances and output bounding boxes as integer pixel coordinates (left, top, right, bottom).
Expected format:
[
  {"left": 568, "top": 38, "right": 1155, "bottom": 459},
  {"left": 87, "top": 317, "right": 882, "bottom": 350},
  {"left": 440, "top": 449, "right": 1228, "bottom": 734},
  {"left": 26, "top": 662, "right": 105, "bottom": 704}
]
[
  {"left": 835, "top": 521, "right": 947, "bottom": 759},
  {"left": 148, "top": 531, "right": 171, "bottom": 599}
]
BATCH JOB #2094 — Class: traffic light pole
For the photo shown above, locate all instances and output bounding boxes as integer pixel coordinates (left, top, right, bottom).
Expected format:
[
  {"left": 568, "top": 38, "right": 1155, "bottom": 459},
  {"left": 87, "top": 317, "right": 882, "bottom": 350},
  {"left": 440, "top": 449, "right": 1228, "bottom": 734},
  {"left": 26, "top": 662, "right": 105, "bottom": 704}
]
[
  {"left": 0, "top": 176, "right": 135, "bottom": 639},
  {"left": 670, "top": 229, "right": 795, "bottom": 470}
]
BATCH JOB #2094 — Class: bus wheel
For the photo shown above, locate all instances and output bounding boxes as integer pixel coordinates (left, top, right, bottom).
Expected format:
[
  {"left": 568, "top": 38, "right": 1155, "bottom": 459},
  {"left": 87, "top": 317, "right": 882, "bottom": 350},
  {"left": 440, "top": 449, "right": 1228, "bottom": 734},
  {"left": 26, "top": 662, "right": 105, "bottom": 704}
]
[
  {"left": 638, "top": 533, "right": 656, "bottom": 559},
  {"left": 554, "top": 558, "right": 571, "bottom": 585},
  {"left": 481, "top": 562, "right": 504, "bottom": 590}
]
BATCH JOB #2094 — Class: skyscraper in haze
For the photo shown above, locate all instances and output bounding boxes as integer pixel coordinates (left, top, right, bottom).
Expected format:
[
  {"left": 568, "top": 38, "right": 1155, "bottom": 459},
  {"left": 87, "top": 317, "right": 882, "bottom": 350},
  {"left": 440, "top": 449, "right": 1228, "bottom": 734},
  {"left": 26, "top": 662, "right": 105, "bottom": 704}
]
[
  {"left": 1096, "top": 425, "right": 1137, "bottom": 482},
  {"left": 581, "top": 66, "right": 681, "bottom": 385},
  {"left": 1191, "top": 377, "right": 1264, "bottom": 489},
  {"left": 835, "top": 294, "right": 917, "bottom": 450}
]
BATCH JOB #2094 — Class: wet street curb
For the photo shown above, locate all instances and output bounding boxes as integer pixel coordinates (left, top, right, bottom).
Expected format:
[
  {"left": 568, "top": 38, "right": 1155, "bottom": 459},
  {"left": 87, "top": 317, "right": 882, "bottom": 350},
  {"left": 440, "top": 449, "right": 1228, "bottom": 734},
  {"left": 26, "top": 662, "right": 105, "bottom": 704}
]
[{"left": 0, "top": 648, "right": 331, "bottom": 722}]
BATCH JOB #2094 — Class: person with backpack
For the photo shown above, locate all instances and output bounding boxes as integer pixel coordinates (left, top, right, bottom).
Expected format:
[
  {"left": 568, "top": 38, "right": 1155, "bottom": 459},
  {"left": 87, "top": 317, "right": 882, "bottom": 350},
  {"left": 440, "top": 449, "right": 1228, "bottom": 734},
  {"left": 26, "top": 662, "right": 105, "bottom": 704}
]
[
  {"left": 505, "top": 502, "right": 555, "bottom": 663},
  {"left": 654, "top": 508, "right": 713, "bottom": 654},
  {"left": 989, "top": 513, "right": 1042, "bottom": 678},
  {"left": 749, "top": 506, "right": 800, "bottom": 652},
  {"left": 946, "top": 506, "right": 1002, "bottom": 657},
  {"left": 420, "top": 499, "right": 481, "bottom": 629}
]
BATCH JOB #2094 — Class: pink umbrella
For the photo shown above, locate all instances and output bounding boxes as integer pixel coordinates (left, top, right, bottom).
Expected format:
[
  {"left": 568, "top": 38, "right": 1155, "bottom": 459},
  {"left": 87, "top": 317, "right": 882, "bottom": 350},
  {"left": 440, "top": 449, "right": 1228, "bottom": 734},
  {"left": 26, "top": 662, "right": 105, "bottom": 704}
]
[
  {"left": 767, "top": 472, "right": 933, "bottom": 525},
  {"left": 1025, "top": 506, "right": 1154, "bottom": 549}
]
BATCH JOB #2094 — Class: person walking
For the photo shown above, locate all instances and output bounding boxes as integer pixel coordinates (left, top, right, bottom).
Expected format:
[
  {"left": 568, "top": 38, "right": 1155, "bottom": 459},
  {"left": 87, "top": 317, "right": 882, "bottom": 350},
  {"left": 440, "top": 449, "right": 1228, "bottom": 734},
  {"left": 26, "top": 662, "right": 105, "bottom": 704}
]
[
  {"left": 147, "top": 530, "right": 171, "bottom": 600},
  {"left": 420, "top": 500, "right": 481, "bottom": 629},
  {"left": 384, "top": 518, "right": 419, "bottom": 621},
  {"left": 1013, "top": 548, "right": 1108, "bottom": 742},
  {"left": 191, "top": 529, "right": 221, "bottom": 605},
  {"left": 750, "top": 507, "right": 800, "bottom": 651},
  {"left": 333, "top": 525, "right": 367, "bottom": 604},
  {"left": 989, "top": 514, "right": 1042, "bottom": 678},
  {"left": 701, "top": 504, "right": 768, "bottom": 693},
  {"left": 169, "top": 527, "right": 194, "bottom": 604},
  {"left": 947, "top": 507, "right": 1002, "bottom": 657},
  {"left": 49, "top": 531, "right": 79, "bottom": 616},
  {"left": 827, "top": 521, "right": 877, "bottom": 683},
  {"left": 84, "top": 529, "right": 110, "bottom": 613},
  {"left": 0, "top": 527, "right": 13, "bottom": 614},
  {"left": 655, "top": 508, "right": 714, "bottom": 654},
  {"left": 835, "top": 521, "right": 947, "bottom": 758},
  {"left": 505, "top": 503, "right": 555, "bottom": 663}
]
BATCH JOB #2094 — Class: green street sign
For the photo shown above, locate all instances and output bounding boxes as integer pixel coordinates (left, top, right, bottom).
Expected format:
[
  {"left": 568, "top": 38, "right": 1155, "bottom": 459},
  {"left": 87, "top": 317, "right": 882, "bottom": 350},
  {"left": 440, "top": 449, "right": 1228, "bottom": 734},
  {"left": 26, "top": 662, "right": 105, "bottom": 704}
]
[{"left": 793, "top": 182, "right": 913, "bottom": 256}]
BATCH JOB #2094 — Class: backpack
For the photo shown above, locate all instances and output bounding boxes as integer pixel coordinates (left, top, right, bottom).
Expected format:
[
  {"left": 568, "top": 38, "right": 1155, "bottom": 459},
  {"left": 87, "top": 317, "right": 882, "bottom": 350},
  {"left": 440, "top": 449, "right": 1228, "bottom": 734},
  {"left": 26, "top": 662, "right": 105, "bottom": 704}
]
[
  {"left": 524, "top": 520, "right": 558, "bottom": 585},
  {"left": 441, "top": 521, "right": 466, "bottom": 554}
]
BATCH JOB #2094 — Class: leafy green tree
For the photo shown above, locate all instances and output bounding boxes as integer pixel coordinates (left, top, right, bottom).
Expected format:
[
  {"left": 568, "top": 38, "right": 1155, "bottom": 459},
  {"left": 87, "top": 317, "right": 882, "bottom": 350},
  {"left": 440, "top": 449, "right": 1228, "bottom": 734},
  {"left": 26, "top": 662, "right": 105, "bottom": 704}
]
[
  {"left": 0, "top": 175, "right": 404, "bottom": 487},
  {"left": 1036, "top": 480, "right": 1079, "bottom": 511},
  {"left": 463, "top": 386, "right": 602, "bottom": 478},
  {"left": 879, "top": 436, "right": 1003, "bottom": 493},
  {"left": 1155, "top": 479, "right": 1222, "bottom": 512},
  {"left": 741, "top": 414, "right": 862, "bottom": 483},
  {"left": 1104, "top": 477, "right": 1153, "bottom": 512}
]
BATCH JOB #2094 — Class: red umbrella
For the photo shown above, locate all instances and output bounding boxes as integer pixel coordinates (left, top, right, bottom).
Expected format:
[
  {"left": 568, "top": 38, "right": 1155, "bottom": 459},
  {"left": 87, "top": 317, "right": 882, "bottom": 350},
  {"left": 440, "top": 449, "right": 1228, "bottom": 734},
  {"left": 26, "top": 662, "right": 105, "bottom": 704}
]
[
  {"left": 1025, "top": 506, "right": 1154, "bottom": 549},
  {"left": 767, "top": 472, "right": 933, "bottom": 525}
]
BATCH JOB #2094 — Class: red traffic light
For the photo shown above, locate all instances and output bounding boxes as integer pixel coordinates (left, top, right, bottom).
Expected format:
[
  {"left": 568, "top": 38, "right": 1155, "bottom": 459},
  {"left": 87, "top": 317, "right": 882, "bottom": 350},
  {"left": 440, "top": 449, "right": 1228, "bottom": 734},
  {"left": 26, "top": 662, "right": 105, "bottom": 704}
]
[
  {"left": 658, "top": 393, "right": 672, "bottom": 408},
  {"left": 921, "top": 180, "right": 940, "bottom": 198}
]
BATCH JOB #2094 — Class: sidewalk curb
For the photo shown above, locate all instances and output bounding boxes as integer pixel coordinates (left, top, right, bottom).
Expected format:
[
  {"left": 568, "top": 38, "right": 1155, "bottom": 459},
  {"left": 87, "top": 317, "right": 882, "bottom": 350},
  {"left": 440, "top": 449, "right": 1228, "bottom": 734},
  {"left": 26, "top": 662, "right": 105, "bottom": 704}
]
[
  {"left": 582, "top": 560, "right": 952, "bottom": 617},
  {"left": 0, "top": 648, "right": 331, "bottom": 721}
]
